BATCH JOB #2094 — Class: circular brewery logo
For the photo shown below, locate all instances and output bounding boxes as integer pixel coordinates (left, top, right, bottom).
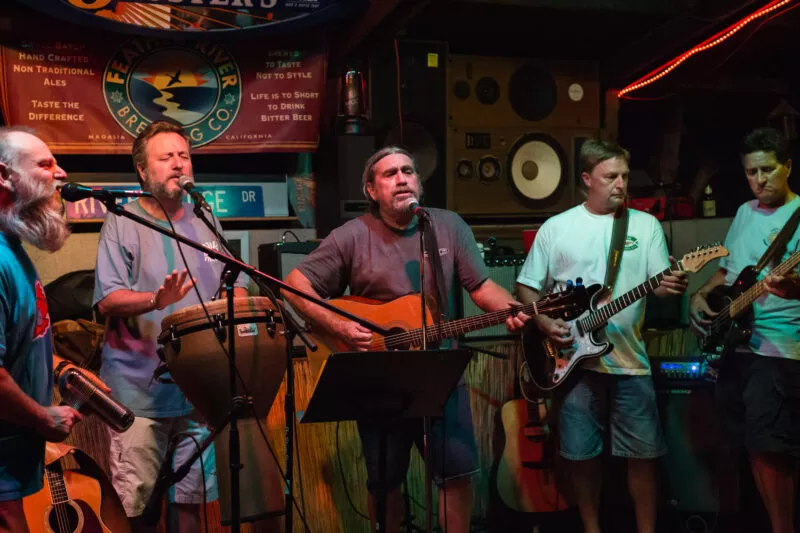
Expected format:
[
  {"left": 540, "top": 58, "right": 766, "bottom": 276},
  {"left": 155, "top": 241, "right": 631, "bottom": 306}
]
[{"left": 103, "top": 39, "right": 241, "bottom": 147}]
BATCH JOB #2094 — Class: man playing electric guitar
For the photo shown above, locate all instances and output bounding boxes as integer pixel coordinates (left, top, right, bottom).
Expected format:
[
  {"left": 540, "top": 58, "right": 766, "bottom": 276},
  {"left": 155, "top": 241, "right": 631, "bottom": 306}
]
[
  {"left": 689, "top": 127, "right": 800, "bottom": 533},
  {"left": 282, "top": 146, "right": 532, "bottom": 533},
  {"left": 516, "top": 139, "right": 688, "bottom": 533}
]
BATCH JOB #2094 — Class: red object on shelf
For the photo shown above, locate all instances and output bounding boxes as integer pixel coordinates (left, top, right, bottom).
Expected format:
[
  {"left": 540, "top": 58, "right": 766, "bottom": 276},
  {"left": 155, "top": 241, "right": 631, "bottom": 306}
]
[
  {"left": 629, "top": 196, "right": 694, "bottom": 220},
  {"left": 523, "top": 229, "right": 538, "bottom": 253}
]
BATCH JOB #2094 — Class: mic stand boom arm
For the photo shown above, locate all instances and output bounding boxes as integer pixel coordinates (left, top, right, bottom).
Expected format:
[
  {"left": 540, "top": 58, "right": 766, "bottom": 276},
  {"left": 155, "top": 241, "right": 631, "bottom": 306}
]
[{"left": 99, "top": 198, "right": 392, "bottom": 336}]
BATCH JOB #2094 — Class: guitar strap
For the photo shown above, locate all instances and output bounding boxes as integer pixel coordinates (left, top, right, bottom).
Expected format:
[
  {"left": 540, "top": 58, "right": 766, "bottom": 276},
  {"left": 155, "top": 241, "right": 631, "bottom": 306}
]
[
  {"left": 754, "top": 205, "right": 800, "bottom": 273},
  {"left": 422, "top": 216, "right": 450, "bottom": 323},
  {"left": 604, "top": 204, "right": 629, "bottom": 292}
]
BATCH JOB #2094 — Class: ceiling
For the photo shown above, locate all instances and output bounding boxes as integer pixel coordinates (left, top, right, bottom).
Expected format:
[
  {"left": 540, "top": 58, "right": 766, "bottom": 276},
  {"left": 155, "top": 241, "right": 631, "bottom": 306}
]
[{"left": 334, "top": 0, "right": 800, "bottom": 93}]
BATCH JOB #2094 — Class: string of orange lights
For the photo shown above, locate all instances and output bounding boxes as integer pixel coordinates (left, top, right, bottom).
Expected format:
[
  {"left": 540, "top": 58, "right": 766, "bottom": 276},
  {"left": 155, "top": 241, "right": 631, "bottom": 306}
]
[{"left": 618, "top": 0, "right": 794, "bottom": 97}]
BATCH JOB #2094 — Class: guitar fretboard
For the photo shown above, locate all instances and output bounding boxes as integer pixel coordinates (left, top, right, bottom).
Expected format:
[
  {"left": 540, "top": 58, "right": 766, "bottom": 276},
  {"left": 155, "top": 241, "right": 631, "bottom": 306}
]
[
  {"left": 45, "top": 462, "right": 69, "bottom": 505},
  {"left": 729, "top": 250, "right": 800, "bottom": 317},
  {"left": 579, "top": 262, "right": 683, "bottom": 332},
  {"left": 385, "top": 297, "right": 572, "bottom": 349}
]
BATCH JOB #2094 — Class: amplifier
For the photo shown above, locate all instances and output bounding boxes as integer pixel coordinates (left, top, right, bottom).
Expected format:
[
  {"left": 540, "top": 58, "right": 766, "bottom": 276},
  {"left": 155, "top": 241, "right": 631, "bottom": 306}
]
[
  {"left": 459, "top": 253, "right": 527, "bottom": 339},
  {"left": 651, "top": 356, "right": 714, "bottom": 390}
]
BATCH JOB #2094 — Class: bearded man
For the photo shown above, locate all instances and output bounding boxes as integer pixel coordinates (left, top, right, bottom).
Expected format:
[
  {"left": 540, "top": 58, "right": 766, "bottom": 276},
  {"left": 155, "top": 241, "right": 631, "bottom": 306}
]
[{"left": 0, "top": 127, "right": 82, "bottom": 533}]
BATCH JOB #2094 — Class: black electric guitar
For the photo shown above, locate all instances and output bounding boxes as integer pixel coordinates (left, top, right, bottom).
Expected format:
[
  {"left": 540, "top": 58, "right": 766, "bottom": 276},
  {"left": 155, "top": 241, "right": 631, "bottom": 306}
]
[
  {"left": 524, "top": 245, "right": 729, "bottom": 390},
  {"left": 700, "top": 249, "right": 800, "bottom": 359}
]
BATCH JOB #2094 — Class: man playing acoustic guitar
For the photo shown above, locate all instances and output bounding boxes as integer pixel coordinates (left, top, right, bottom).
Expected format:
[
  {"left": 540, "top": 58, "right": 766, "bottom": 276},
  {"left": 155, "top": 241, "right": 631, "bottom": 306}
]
[
  {"left": 690, "top": 127, "right": 800, "bottom": 533},
  {"left": 516, "top": 139, "right": 688, "bottom": 533},
  {"left": 283, "top": 145, "right": 531, "bottom": 533}
]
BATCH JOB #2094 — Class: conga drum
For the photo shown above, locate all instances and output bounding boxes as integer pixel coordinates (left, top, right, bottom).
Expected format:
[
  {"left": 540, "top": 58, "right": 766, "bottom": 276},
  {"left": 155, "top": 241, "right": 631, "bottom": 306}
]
[{"left": 159, "top": 296, "right": 286, "bottom": 523}]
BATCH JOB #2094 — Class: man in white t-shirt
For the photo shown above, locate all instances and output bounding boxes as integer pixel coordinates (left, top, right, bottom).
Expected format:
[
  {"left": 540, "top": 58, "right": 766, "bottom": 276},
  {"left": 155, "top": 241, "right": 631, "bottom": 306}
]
[
  {"left": 516, "top": 139, "right": 688, "bottom": 533},
  {"left": 690, "top": 127, "right": 799, "bottom": 533}
]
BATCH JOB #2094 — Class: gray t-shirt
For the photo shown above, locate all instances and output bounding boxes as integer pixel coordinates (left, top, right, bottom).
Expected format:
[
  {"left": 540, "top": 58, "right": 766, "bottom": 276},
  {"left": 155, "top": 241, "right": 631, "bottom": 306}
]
[
  {"left": 298, "top": 209, "right": 489, "bottom": 318},
  {"left": 93, "top": 201, "right": 246, "bottom": 418}
]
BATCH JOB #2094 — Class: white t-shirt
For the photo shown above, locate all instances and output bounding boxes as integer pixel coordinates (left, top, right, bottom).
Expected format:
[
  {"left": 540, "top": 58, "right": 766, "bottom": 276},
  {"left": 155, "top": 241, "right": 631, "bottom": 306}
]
[
  {"left": 517, "top": 204, "right": 670, "bottom": 374},
  {"left": 719, "top": 196, "right": 800, "bottom": 360}
]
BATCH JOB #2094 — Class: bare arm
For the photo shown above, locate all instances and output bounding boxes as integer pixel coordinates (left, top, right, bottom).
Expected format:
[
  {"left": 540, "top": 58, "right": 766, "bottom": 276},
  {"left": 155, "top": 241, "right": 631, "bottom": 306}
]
[
  {"left": 468, "top": 279, "right": 528, "bottom": 333},
  {"left": 97, "top": 269, "right": 195, "bottom": 317},
  {"left": 688, "top": 268, "right": 728, "bottom": 336},
  {"left": 281, "top": 269, "right": 372, "bottom": 351},
  {"left": 0, "top": 368, "right": 81, "bottom": 442}
]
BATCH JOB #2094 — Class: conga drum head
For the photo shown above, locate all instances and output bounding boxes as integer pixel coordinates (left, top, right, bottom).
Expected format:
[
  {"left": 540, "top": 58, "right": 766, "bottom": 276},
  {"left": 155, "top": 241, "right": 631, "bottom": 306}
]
[{"left": 160, "top": 297, "right": 287, "bottom": 426}]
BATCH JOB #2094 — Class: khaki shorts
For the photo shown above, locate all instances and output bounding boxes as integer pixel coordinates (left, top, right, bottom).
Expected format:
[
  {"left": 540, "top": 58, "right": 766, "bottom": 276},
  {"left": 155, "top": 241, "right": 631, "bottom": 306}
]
[{"left": 108, "top": 415, "right": 218, "bottom": 517}]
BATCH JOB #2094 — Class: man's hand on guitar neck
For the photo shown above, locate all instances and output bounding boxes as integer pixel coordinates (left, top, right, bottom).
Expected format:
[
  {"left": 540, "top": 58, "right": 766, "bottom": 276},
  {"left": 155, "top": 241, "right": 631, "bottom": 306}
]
[
  {"left": 533, "top": 314, "right": 574, "bottom": 349},
  {"left": 764, "top": 272, "right": 800, "bottom": 300},
  {"left": 505, "top": 303, "right": 530, "bottom": 334},
  {"left": 332, "top": 319, "right": 374, "bottom": 351},
  {"left": 654, "top": 256, "right": 690, "bottom": 298}
]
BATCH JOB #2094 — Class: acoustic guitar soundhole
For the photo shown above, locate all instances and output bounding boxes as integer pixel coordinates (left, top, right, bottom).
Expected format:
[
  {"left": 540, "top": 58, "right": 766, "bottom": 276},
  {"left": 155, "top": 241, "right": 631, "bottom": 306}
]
[
  {"left": 47, "top": 502, "right": 80, "bottom": 533},
  {"left": 386, "top": 327, "right": 412, "bottom": 351}
]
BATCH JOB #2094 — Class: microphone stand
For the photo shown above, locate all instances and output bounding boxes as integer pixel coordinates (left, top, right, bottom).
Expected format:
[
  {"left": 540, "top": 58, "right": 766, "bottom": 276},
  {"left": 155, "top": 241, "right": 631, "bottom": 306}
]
[
  {"left": 98, "top": 197, "right": 391, "bottom": 533},
  {"left": 192, "top": 202, "right": 303, "bottom": 532},
  {"left": 416, "top": 211, "right": 434, "bottom": 533}
]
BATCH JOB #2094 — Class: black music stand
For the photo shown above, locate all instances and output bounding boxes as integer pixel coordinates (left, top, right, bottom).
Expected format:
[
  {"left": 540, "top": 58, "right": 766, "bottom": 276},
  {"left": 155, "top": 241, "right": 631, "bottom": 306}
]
[{"left": 301, "top": 349, "right": 472, "bottom": 533}]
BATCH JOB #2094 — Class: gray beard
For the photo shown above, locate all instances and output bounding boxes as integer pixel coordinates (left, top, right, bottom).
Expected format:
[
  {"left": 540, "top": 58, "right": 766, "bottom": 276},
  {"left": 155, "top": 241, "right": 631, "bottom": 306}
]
[{"left": 0, "top": 179, "right": 70, "bottom": 251}]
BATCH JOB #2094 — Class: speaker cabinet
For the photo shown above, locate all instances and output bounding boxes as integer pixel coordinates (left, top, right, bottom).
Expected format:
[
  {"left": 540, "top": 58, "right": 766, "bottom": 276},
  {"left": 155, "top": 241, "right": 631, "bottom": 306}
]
[
  {"left": 448, "top": 55, "right": 600, "bottom": 130},
  {"left": 337, "top": 134, "right": 375, "bottom": 219},
  {"left": 657, "top": 387, "right": 739, "bottom": 514},
  {"left": 370, "top": 40, "right": 448, "bottom": 208},
  {"left": 257, "top": 241, "right": 320, "bottom": 297},
  {"left": 448, "top": 127, "right": 595, "bottom": 217},
  {"left": 460, "top": 255, "right": 526, "bottom": 339}
]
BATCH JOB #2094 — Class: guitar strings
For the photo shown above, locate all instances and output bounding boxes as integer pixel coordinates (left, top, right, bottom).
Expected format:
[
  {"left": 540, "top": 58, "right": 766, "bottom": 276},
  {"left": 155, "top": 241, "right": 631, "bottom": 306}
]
[
  {"left": 46, "top": 461, "right": 70, "bottom": 533},
  {"left": 705, "top": 251, "right": 800, "bottom": 336},
  {"left": 375, "top": 299, "right": 572, "bottom": 350}
]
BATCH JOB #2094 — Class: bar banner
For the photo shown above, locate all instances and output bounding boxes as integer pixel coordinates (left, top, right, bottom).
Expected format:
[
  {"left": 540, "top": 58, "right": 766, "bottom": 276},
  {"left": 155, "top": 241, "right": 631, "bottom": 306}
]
[{"left": 0, "top": 33, "right": 326, "bottom": 153}]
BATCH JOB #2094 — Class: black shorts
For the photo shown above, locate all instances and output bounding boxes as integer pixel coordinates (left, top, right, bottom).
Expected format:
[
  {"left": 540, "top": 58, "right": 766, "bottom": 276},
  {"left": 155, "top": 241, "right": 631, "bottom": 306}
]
[
  {"left": 716, "top": 351, "right": 800, "bottom": 458},
  {"left": 356, "top": 381, "right": 478, "bottom": 494}
]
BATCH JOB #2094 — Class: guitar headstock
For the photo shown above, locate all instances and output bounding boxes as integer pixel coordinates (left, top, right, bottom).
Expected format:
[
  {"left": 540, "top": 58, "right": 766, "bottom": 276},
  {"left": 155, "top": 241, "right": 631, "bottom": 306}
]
[
  {"left": 679, "top": 243, "right": 729, "bottom": 273},
  {"left": 538, "top": 278, "right": 590, "bottom": 320}
]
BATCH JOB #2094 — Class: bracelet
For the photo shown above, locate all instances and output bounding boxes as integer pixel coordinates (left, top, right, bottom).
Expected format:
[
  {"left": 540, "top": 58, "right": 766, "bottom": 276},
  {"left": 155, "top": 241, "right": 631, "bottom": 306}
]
[{"left": 149, "top": 289, "right": 163, "bottom": 311}]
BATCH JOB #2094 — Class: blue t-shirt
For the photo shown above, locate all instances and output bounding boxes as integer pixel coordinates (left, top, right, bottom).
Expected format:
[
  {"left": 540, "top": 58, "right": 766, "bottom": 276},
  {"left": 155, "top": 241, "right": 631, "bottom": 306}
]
[
  {"left": 0, "top": 233, "right": 53, "bottom": 501},
  {"left": 93, "top": 201, "right": 246, "bottom": 418},
  {"left": 719, "top": 196, "right": 800, "bottom": 360}
]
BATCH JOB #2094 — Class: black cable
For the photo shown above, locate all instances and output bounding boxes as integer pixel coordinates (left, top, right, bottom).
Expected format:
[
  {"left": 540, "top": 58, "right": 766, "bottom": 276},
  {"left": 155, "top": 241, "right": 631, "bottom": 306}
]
[
  {"left": 282, "top": 230, "right": 301, "bottom": 242},
  {"left": 335, "top": 421, "right": 370, "bottom": 520},
  {"left": 248, "top": 407, "right": 313, "bottom": 532},
  {"left": 172, "top": 430, "right": 210, "bottom": 533},
  {"left": 293, "top": 408, "right": 307, "bottom": 518}
]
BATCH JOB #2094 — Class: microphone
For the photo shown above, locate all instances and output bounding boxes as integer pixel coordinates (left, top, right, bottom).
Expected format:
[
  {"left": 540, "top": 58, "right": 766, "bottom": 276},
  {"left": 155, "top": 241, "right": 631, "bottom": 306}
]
[
  {"left": 178, "top": 175, "right": 211, "bottom": 211},
  {"left": 59, "top": 183, "right": 151, "bottom": 202},
  {"left": 404, "top": 197, "right": 425, "bottom": 216},
  {"left": 55, "top": 365, "right": 135, "bottom": 433}
]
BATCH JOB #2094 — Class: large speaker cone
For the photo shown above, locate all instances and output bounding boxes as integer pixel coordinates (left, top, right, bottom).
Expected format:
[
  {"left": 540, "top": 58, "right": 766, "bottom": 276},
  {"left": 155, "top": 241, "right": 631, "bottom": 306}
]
[{"left": 506, "top": 133, "right": 567, "bottom": 205}]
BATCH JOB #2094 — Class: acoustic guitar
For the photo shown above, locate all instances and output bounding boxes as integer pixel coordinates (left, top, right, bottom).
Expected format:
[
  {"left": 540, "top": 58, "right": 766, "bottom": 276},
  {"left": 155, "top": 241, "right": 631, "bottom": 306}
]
[
  {"left": 494, "top": 362, "right": 570, "bottom": 513},
  {"left": 306, "top": 287, "right": 589, "bottom": 379},
  {"left": 524, "top": 245, "right": 728, "bottom": 390},
  {"left": 22, "top": 444, "right": 110, "bottom": 533}
]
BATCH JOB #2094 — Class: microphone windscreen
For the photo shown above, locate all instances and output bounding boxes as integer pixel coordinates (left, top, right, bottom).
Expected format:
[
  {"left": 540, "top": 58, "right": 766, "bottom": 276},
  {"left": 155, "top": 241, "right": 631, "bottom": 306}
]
[{"left": 178, "top": 175, "right": 195, "bottom": 189}]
